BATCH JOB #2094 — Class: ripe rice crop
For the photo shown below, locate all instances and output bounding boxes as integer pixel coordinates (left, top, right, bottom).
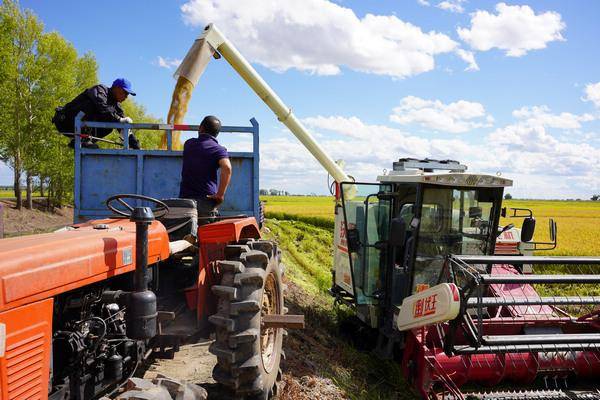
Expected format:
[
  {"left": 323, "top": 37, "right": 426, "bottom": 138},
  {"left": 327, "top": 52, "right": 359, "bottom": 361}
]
[{"left": 262, "top": 196, "right": 600, "bottom": 256}]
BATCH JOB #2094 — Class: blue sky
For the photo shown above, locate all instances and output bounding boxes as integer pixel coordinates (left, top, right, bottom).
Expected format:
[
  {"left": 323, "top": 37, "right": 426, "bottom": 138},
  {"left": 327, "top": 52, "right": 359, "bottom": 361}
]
[{"left": 2, "top": 0, "right": 599, "bottom": 198}]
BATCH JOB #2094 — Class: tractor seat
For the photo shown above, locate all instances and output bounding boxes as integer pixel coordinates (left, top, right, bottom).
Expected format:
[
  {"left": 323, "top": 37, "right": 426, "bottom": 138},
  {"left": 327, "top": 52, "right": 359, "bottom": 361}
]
[
  {"left": 169, "top": 239, "right": 194, "bottom": 255},
  {"left": 157, "top": 198, "right": 197, "bottom": 241}
]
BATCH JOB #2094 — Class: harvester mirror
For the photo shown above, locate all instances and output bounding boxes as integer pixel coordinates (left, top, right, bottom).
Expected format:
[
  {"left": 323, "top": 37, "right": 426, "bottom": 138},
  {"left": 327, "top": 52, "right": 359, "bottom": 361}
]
[
  {"left": 501, "top": 207, "right": 507, "bottom": 218},
  {"left": 549, "top": 218, "right": 557, "bottom": 242},
  {"left": 389, "top": 218, "right": 406, "bottom": 247},
  {"left": 521, "top": 217, "right": 536, "bottom": 242},
  {"left": 469, "top": 207, "right": 482, "bottom": 219},
  {"left": 347, "top": 227, "right": 361, "bottom": 253}
]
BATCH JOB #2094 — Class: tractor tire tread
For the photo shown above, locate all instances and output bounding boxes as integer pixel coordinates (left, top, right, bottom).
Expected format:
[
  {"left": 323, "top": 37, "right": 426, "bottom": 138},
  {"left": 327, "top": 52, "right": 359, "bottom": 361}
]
[
  {"left": 209, "top": 242, "right": 283, "bottom": 399},
  {"left": 212, "top": 285, "right": 238, "bottom": 300},
  {"left": 234, "top": 269, "right": 266, "bottom": 287}
]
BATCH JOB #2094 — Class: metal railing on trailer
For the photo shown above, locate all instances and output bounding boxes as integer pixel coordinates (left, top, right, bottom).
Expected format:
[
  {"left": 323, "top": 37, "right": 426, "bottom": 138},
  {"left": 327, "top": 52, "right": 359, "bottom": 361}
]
[{"left": 72, "top": 112, "right": 260, "bottom": 223}]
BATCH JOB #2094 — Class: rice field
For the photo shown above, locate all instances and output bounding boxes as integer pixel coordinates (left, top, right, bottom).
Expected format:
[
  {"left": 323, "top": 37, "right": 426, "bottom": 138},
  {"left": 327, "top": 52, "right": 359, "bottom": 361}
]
[
  {"left": 0, "top": 190, "right": 43, "bottom": 198},
  {"left": 262, "top": 196, "right": 600, "bottom": 256}
]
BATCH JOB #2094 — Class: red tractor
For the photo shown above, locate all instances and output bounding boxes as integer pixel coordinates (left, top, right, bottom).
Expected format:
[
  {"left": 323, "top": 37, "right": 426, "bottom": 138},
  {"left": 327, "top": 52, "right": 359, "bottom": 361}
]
[{"left": 0, "top": 116, "right": 302, "bottom": 400}]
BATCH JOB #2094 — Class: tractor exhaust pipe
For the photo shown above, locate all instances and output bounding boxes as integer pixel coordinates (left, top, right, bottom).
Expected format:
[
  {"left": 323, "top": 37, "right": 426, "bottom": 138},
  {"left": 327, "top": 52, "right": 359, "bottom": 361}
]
[{"left": 127, "top": 207, "right": 158, "bottom": 340}]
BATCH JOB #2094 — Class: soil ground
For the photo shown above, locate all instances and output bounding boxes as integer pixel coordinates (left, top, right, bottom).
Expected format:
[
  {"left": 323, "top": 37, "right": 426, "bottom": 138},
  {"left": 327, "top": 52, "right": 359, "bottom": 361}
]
[
  {"left": 0, "top": 198, "right": 73, "bottom": 236},
  {"left": 137, "top": 277, "right": 348, "bottom": 399}
]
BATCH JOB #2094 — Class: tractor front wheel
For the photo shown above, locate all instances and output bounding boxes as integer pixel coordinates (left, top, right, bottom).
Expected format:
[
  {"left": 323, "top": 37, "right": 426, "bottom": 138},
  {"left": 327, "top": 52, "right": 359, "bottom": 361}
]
[{"left": 209, "top": 240, "right": 284, "bottom": 399}]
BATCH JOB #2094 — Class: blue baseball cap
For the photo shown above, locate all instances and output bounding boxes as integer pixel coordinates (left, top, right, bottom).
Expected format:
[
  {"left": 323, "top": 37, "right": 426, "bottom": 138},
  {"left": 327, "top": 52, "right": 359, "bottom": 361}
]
[{"left": 111, "top": 78, "right": 136, "bottom": 96}]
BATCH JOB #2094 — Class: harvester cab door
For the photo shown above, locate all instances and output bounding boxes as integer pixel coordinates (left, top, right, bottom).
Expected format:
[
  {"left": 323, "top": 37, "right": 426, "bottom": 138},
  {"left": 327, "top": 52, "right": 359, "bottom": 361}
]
[
  {"left": 337, "top": 182, "right": 392, "bottom": 306},
  {"left": 409, "top": 186, "right": 501, "bottom": 294}
]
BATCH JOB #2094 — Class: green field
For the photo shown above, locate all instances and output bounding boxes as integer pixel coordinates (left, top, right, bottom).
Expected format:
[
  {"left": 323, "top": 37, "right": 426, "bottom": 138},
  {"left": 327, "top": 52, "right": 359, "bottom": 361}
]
[
  {"left": 0, "top": 189, "right": 43, "bottom": 198},
  {"left": 263, "top": 196, "right": 600, "bottom": 256},
  {"left": 264, "top": 219, "right": 411, "bottom": 399}
]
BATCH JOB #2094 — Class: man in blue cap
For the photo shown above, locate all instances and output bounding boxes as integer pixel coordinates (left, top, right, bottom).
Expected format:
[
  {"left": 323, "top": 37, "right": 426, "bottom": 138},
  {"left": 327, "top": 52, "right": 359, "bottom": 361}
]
[{"left": 53, "top": 78, "right": 141, "bottom": 149}]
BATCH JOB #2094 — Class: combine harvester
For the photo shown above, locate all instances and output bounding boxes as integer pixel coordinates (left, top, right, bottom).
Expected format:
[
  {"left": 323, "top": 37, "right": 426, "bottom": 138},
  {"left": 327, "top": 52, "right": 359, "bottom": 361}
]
[
  {"left": 331, "top": 162, "right": 600, "bottom": 399},
  {"left": 183, "top": 25, "right": 600, "bottom": 399}
]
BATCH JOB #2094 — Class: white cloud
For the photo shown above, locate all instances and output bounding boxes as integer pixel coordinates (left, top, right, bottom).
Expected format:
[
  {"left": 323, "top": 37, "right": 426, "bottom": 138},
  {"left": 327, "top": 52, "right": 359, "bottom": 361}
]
[
  {"left": 487, "top": 122, "right": 600, "bottom": 179},
  {"left": 487, "top": 105, "right": 599, "bottom": 182},
  {"left": 301, "top": 116, "right": 500, "bottom": 172},
  {"left": 156, "top": 56, "right": 182, "bottom": 69},
  {"left": 437, "top": 0, "right": 466, "bottom": 13},
  {"left": 259, "top": 113, "right": 599, "bottom": 199},
  {"left": 583, "top": 82, "right": 600, "bottom": 108},
  {"left": 389, "top": 96, "right": 493, "bottom": 133},
  {"left": 457, "top": 3, "right": 565, "bottom": 57},
  {"left": 180, "top": 0, "right": 466, "bottom": 78},
  {"left": 417, "top": 0, "right": 430, "bottom": 6},
  {"left": 512, "top": 106, "right": 594, "bottom": 130},
  {"left": 455, "top": 49, "right": 479, "bottom": 71}
]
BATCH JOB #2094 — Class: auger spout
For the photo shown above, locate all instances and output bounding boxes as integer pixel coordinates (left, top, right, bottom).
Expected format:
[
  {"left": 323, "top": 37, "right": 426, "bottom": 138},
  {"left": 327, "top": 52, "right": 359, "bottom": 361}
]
[{"left": 174, "top": 23, "right": 353, "bottom": 190}]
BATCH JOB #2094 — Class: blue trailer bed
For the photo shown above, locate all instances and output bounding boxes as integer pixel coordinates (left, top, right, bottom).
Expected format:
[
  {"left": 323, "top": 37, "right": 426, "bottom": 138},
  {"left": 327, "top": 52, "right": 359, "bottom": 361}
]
[{"left": 73, "top": 114, "right": 260, "bottom": 223}]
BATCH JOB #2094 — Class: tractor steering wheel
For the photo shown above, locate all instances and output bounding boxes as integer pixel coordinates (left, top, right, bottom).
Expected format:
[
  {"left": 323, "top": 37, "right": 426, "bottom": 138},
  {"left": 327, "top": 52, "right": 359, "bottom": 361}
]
[{"left": 105, "top": 194, "right": 169, "bottom": 219}]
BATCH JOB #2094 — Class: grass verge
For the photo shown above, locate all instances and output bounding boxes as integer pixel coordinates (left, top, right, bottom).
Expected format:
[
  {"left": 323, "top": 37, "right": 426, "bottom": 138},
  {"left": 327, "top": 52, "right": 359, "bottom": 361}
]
[{"left": 264, "top": 218, "right": 416, "bottom": 400}]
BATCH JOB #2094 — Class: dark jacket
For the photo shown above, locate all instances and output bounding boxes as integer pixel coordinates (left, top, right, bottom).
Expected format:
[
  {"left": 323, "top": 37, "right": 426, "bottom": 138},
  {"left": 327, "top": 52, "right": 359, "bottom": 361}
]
[{"left": 53, "top": 84, "right": 124, "bottom": 137}]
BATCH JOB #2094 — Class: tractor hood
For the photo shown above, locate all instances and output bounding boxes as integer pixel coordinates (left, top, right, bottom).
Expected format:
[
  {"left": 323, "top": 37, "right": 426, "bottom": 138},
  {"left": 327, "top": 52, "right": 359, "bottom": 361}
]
[{"left": 0, "top": 219, "right": 169, "bottom": 312}]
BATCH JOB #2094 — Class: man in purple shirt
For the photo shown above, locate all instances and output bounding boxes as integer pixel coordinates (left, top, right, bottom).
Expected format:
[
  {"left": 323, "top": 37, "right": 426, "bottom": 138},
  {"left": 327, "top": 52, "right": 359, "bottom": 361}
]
[{"left": 179, "top": 116, "right": 232, "bottom": 223}]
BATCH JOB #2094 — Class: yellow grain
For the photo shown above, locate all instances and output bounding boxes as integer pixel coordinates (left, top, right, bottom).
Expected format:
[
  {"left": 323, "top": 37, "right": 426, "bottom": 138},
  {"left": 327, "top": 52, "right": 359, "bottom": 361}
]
[{"left": 160, "top": 76, "right": 195, "bottom": 151}]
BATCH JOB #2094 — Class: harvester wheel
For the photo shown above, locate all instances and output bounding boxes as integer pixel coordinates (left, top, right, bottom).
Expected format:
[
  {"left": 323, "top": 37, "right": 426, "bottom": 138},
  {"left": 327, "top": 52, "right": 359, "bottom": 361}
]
[{"left": 209, "top": 240, "right": 284, "bottom": 399}]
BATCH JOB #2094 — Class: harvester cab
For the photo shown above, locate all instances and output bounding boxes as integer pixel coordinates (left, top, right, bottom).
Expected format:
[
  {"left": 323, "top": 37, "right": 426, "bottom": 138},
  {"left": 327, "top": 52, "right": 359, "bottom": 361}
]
[
  {"left": 330, "top": 158, "right": 600, "bottom": 399},
  {"left": 332, "top": 158, "right": 514, "bottom": 325}
]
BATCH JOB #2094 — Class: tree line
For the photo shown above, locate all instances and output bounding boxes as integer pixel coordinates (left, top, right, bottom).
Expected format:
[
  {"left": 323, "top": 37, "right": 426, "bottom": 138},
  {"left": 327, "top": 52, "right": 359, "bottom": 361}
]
[
  {"left": 0, "top": 1, "right": 161, "bottom": 209},
  {"left": 260, "top": 189, "right": 291, "bottom": 196}
]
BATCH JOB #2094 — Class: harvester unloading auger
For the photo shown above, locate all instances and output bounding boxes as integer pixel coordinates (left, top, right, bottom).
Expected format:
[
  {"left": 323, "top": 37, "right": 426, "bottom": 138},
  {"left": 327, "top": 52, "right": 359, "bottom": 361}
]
[{"left": 186, "top": 24, "right": 600, "bottom": 399}]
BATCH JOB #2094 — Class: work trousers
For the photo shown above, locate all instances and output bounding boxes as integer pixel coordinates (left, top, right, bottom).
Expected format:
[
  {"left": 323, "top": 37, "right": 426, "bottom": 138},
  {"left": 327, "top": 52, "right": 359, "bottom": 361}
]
[{"left": 194, "top": 198, "right": 219, "bottom": 226}]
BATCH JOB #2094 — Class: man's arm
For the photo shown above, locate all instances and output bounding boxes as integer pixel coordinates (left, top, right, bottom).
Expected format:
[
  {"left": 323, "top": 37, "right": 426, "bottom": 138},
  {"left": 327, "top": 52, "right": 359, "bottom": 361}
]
[{"left": 207, "top": 158, "right": 232, "bottom": 205}]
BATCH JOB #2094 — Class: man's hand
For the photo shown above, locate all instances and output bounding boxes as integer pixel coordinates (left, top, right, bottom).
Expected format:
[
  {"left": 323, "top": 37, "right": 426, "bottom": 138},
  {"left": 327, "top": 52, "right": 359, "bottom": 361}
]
[
  {"left": 207, "top": 193, "right": 225, "bottom": 205},
  {"left": 119, "top": 116, "right": 133, "bottom": 124}
]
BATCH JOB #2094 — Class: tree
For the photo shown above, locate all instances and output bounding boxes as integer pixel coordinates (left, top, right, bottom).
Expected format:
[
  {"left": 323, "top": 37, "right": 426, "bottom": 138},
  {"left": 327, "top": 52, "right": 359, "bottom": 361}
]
[
  {"left": 34, "top": 35, "right": 98, "bottom": 207},
  {"left": 0, "top": 1, "right": 99, "bottom": 208},
  {"left": 504, "top": 193, "right": 513, "bottom": 200},
  {"left": 0, "top": 0, "right": 43, "bottom": 209},
  {"left": 592, "top": 195, "right": 600, "bottom": 201}
]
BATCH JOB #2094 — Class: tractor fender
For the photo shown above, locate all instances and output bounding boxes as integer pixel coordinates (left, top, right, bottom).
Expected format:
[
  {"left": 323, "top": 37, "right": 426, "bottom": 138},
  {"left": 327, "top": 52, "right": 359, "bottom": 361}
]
[{"left": 197, "top": 217, "right": 261, "bottom": 244}]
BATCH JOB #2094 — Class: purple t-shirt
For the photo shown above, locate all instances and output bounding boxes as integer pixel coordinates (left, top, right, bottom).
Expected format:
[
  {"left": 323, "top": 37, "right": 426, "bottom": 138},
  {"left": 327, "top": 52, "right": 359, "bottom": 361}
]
[{"left": 179, "top": 134, "right": 228, "bottom": 199}]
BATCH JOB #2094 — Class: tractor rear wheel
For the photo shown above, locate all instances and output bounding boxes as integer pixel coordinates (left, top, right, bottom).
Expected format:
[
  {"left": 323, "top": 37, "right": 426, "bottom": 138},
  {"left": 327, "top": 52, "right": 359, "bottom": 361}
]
[{"left": 209, "top": 240, "right": 284, "bottom": 399}]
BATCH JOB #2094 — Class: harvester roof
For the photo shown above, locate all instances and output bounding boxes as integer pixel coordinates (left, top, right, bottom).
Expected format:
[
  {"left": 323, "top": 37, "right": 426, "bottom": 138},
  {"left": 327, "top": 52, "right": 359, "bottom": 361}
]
[{"left": 377, "top": 158, "right": 512, "bottom": 188}]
